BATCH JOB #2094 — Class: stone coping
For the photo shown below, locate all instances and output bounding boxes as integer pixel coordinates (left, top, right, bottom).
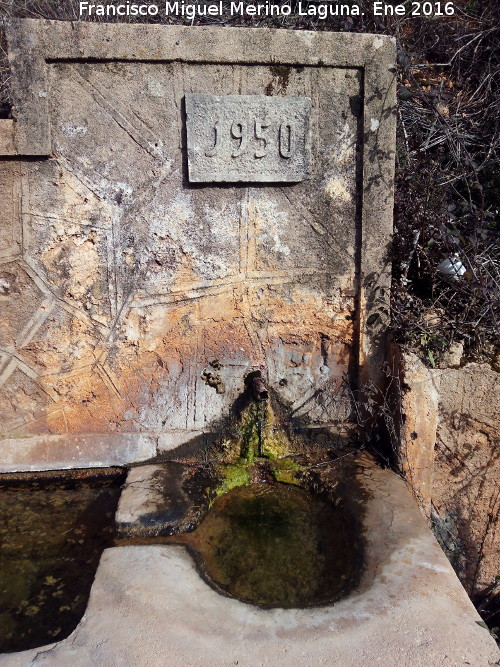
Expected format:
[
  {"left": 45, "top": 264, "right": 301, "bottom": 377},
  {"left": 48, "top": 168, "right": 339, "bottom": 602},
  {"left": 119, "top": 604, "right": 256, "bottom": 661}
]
[{"left": 5, "top": 20, "right": 396, "bottom": 158}]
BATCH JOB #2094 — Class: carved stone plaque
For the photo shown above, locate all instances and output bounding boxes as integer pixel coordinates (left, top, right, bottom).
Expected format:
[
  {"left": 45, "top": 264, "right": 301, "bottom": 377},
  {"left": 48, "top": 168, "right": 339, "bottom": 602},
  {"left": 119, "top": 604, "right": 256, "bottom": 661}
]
[{"left": 185, "top": 94, "right": 311, "bottom": 183}]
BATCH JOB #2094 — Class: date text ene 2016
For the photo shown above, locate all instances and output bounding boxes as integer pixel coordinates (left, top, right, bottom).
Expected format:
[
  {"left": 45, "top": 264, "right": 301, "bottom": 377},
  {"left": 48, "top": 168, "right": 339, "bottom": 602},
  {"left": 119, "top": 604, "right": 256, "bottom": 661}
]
[{"left": 373, "top": 1, "right": 455, "bottom": 15}]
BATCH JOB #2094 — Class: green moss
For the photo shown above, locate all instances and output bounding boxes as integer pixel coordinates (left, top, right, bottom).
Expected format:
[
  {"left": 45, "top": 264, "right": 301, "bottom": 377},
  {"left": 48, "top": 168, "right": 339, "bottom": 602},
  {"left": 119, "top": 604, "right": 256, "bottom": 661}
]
[
  {"left": 212, "top": 397, "right": 306, "bottom": 496},
  {"left": 272, "top": 469, "right": 301, "bottom": 485},
  {"left": 232, "top": 400, "right": 293, "bottom": 461},
  {"left": 269, "top": 457, "right": 303, "bottom": 485},
  {"left": 260, "top": 403, "right": 292, "bottom": 459},
  {"left": 214, "top": 465, "right": 251, "bottom": 498},
  {"left": 236, "top": 402, "right": 265, "bottom": 462},
  {"left": 261, "top": 428, "right": 289, "bottom": 459},
  {"left": 273, "top": 457, "right": 301, "bottom": 471}
]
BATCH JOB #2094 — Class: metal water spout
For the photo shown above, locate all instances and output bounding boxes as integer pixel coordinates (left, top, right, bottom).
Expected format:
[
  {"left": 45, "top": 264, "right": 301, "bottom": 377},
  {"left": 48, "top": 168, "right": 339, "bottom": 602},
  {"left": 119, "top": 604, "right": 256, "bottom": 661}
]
[{"left": 250, "top": 376, "right": 268, "bottom": 401}]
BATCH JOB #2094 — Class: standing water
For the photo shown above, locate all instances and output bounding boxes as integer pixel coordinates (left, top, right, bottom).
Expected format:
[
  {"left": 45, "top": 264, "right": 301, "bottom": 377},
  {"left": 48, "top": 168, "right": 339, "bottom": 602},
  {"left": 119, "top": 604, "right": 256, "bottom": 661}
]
[
  {"left": 170, "top": 481, "right": 361, "bottom": 608},
  {"left": 0, "top": 468, "right": 125, "bottom": 653}
]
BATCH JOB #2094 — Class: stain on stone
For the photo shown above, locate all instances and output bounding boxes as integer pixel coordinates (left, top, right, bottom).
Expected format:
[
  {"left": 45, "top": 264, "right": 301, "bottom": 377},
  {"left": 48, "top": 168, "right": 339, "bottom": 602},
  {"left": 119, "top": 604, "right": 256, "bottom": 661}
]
[
  {"left": 266, "top": 65, "right": 292, "bottom": 96},
  {"left": 174, "top": 482, "right": 362, "bottom": 608},
  {"left": 0, "top": 57, "right": 364, "bottom": 445},
  {"left": 0, "top": 271, "right": 17, "bottom": 296},
  {"left": 366, "top": 313, "right": 380, "bottom": 326},
  {"left": 201, "top": 369, "right": 226, "bottom": 394}
]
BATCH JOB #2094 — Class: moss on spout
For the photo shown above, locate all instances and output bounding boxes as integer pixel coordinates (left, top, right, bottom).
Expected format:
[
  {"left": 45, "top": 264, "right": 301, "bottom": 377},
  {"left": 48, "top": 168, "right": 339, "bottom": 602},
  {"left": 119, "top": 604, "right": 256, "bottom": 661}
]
[{"left": 213, "top": 395, "right": 303, "bottom": 497}]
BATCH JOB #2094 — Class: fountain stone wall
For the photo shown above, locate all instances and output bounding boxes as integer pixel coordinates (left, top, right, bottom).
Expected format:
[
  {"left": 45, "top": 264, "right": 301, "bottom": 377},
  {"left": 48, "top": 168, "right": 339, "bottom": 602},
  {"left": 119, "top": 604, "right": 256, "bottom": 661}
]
[{"left": 0, "top": 21, "right": 396, "bottom": 471}]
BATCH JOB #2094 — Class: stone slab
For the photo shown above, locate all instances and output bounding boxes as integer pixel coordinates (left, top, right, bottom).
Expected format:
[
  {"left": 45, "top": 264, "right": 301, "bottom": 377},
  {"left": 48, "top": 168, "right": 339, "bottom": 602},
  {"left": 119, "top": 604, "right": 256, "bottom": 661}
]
[
  {"left": 185, "top": 94, "right": 311, "bottom": 182},
  {"left": 115, "top": 462, "right": 206, "bottom": 537},
  {"left": 1, "top": 456, "right": 498, "bottom": 666},
  {"left": 0, "top": 434, "right": 156, "bottom": 473}
]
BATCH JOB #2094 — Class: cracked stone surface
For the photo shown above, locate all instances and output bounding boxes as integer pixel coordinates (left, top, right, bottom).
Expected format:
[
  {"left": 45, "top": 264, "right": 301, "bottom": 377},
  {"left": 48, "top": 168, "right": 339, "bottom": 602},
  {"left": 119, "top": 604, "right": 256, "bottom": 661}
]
[
  {"left": 1, "top": 456, "right": 498, "bottom": 666},
  {"left": 1, "top": 58, "right": 361, "bottom": 446}
]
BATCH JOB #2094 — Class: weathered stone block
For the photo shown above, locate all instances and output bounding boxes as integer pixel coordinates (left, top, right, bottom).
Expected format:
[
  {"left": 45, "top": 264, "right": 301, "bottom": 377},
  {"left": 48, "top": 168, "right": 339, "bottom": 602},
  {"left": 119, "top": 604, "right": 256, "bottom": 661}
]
[
  {"left": 185, "top": 94, "right": 311, "bottom": 182},
  {"left": 116, "top": 462, "right": 209, "bottom": 537},
  {"left": 395, "top": 347, "right": 499, "bottom": 599},
  {"left": 0, "top": 21, "right": 396, "bottom": 470},
  {"left": 432, "top": 362, "right": 500, "bottom": 597},
  {"left": 399, "top": 351, "right": 441, "bottom": 512}
]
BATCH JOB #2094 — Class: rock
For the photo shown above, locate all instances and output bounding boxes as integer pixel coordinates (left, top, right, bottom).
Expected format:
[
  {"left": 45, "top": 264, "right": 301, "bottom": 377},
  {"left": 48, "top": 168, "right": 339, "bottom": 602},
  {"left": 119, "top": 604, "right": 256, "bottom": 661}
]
[{"left": 440, "top": 341, "right": 463, "bottom": 368}]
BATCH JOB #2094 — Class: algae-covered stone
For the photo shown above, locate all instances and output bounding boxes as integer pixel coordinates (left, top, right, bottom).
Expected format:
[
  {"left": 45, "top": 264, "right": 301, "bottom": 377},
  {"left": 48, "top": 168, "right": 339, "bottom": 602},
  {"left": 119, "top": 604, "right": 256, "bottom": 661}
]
[{"left": 213, "top": 464, "right": 251, "bottom": 497}]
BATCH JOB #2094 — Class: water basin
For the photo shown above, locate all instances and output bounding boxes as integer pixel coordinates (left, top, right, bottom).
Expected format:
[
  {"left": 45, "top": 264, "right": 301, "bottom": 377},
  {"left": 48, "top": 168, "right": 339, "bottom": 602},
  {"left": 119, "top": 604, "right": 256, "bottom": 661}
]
[{"left": 173, "top": 481, "right": 362, "bottom": 608}]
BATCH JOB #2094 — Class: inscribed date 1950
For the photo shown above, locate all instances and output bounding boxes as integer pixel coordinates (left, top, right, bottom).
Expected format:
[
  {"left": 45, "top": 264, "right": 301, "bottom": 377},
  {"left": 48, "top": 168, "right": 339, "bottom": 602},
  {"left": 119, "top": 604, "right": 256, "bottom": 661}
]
[{"left": 185, "top": 93, "right": 311, "bottom": 183}]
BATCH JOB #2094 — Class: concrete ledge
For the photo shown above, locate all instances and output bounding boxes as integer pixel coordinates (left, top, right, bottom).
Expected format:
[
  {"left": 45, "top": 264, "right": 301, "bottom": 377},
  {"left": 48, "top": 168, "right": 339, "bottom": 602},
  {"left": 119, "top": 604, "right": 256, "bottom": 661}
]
[
  {"left": 8, "top": 19, "right": 395, "bottom": 65},
  {"left": 0, "top": 434, "right": 156, "bottom": 472},
  {"left": 115, "top": 462, "right": 204, "bottom": 537},
  {"left": 0, "top": 430, "right": 218, "bottom": 472}
]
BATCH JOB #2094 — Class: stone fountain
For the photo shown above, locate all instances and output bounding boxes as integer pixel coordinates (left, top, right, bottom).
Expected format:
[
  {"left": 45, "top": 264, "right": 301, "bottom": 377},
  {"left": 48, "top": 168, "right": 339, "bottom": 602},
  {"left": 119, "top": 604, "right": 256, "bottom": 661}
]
[{"left": 0, "top": 19, "right": 497, "bottom": 666}]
